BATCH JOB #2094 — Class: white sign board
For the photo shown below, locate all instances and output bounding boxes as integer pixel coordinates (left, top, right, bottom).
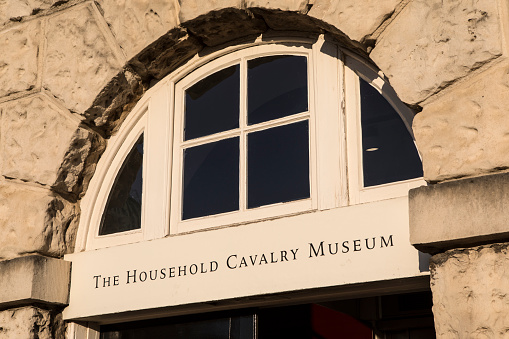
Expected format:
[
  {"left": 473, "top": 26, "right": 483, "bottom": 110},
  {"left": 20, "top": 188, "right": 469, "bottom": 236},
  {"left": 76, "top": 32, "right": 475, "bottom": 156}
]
[{"left": 64, "top": 197, "right": 425, "bottom": 320}]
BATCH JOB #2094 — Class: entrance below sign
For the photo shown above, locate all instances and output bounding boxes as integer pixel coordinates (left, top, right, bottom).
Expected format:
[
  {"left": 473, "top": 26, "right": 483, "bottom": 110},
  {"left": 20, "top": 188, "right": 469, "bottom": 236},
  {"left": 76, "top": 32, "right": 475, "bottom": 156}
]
[{"left": 100, "top": 291, "right": 435, "bottom": 338}]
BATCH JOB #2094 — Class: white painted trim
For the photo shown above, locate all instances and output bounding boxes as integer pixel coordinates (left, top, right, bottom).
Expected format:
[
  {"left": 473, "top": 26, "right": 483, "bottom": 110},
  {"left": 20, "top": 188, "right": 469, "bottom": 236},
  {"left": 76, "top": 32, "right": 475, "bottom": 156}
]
[
  {"left": 313, "top": 38, "right": 343, "bottom": 210},
  {"left": 75, "top": 101, "right": 149, "bottom": 251},
  {"left": 66, "top": 322, "right": 99, "bottom": 339}
]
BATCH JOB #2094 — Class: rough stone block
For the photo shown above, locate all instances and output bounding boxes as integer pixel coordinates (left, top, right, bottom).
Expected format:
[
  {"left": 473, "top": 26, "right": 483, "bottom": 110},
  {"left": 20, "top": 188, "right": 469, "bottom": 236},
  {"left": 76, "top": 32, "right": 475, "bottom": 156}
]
[
  {"left": 431, "top": 243, "right": 509, "bottom": 338},
  {"left": 0, "top": 95, "right": 77, "bottom": 187},
  {"left": 371, "top": 0, "right": 503, "bottom": 105},
  {"left": 249, "top": 9, "right": 323, "bottom": 33},
  {"left": 53, "top": 127, "right": 105, "bottom": 199},
  {"left": 308, "top": 0, "right": 400, "bottom": 42},
  {"left": 410, "top": 172, "right": 509, "bottom": 253},
  {"left": 0, "top": 0, "right": 54, "bottom": 27},
  {"left": 84, "top": 66, "right": 145, "bottom": 134},
  {"left": 0, "top": 181, "right": 78, "bottom": 259},
  {"left": 43, "top": 4, "right": 122, "bottom": 114},
  {"left": 178, "top": 0, "right": 242, "bottom": 23},
  {"left": 95, "top": 0, "right": 179, "bottom": 60},
  {"left": 246, "top": 0, "right": 309, "bottom": 12},
  {"left": 0, "top": 20, "right": 41, "bottom": 99},
  {"left": 183, "top": 8, "right": 267, "bottom": 46},
  {"left": 135, "top": 30, "right": 203, "bottom": 80},
  {"left": 414, "top": 62, "right": 509, "bottom": 182},
  {"left": 0, "top": 307, "right": 53, "bottom": 339},
  {"left": 0, "top": 255, "right": 70, "bottom": 307}
]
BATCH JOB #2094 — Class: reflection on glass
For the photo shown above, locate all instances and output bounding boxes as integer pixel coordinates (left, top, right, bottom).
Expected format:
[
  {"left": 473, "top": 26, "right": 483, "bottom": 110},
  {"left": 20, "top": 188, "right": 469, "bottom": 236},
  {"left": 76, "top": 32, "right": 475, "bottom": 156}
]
[
  {"left": 360, "top": 79, "right": 423, "bottom": 187},
  {"left": 247, "top": 121, "right": 310, "bottom": 208},
  {"left": 185, "top": 65, "right": 240, "bottom": 140},
  {"left": 183, "top": 137, "right": 239, "bottom": 219},
  {"left": 247, "top": 55, "right": 308, "bottom": 125},
  {"left": 99, "top": 135, "right": 143, "bottom": 235}
]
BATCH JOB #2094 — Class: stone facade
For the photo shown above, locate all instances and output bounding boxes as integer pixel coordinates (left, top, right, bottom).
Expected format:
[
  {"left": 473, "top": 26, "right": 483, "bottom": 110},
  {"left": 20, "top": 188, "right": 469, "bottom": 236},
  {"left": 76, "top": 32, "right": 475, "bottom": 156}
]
[
  {"left": 1, "top": 0, "right": 509, "bottom": 337},
  {"left": 431, "top": 244, "right": 509, "bottom": 338}
]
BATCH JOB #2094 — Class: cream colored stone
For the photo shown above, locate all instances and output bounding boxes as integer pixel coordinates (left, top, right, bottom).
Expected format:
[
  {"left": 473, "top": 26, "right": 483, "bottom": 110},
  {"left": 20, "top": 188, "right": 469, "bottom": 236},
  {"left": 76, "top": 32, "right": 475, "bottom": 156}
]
[
  {"left": 0, "top": 0, "right": 54, "bottom": 26},
  {"left": 95, "top": 0, "right": 179, "bottom": 60},
  {"left": 410, "top": 172, "right": 509, "bottom": 253},
  {"left": 178, "top": 0, "right": 242, "bottom": 23},
  {"left": 53, "top": 127, "right": 105, "bottom": 198},
  {"left": 182, "top": 8, "right": 266, "bottom": 46},
  {"left": 0, "top": 181, "right": 78, "bottom": 259},
  {"left": 246, "top": 0, "right": 309, "bottom": 12},
  {"left": 0, "top": 95, "right": 77, "bottom": 186},
  {"left": 414, "top": 62, "right": 509, "bottom": 182},
  {"left": 43, "top": 5, "right": 122, "bottom": 114},
  {"left": 308, "top": 0, "right": 400, "bottom": 41},
  {"left": 0, "top": 255, "right": 70, "bottom": 307},
  {"left": 0, "top": 307, "right": 52, "bottom": 339},
  {"left": 371, "top": 0, "right": 503, "bottom": 105},
  {"left": 431, "top": 243, "right": 509, "bottom": 338},
  {"left": 84, "top": 66, "right": 145, "bottom": 134},
  {"left": 0, "top": 20, "right": 41, "bottom": 98}
]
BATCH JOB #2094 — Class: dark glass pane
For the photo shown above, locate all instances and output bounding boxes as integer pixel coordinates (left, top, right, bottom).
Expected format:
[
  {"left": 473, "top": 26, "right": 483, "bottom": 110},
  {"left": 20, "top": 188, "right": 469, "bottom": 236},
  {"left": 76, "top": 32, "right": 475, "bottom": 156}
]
[
  {"left": 183, "top": 137, "right": 239, "bottom": 219},
  {"left": 101, "top": 318, "right": 229, "bottom": 339},
  {"left": 247, "top": 55, "right": 308, "bottom": 125},
  {"left": 185, "top": 65, "right": 240, "bottom": 140},
  {"left": 100, "top": 312, "right": 255, "bottom": 339},
  {"left": 360, "top": 79, "right": 423, "bottom": 187},
  {"left": 247, "top": 121, "right": 310, "bottom": 208},
  {"left": 99, "top": 135, "right": 143, "bottom": 235}
]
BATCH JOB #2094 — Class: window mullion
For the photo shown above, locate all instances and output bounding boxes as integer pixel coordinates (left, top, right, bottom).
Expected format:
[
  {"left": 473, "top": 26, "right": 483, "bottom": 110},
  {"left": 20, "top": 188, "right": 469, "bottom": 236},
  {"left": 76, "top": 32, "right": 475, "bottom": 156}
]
[{"left": 239, "top": 58, "right": 247, "bottom": 212}]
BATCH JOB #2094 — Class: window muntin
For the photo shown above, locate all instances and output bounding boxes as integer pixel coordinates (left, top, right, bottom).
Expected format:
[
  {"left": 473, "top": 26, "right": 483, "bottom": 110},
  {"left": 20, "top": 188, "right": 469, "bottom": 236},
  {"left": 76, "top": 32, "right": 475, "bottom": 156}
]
[{"left": 174, "top": 51, "right": 312, "bottom": 228}]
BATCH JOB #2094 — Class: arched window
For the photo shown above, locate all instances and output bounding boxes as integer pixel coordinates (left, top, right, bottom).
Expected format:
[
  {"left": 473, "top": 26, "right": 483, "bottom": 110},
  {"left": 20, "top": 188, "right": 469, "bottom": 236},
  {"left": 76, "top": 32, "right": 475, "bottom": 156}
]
[{"left": 76, "top": 36, "right": 423, "bottom": 250}]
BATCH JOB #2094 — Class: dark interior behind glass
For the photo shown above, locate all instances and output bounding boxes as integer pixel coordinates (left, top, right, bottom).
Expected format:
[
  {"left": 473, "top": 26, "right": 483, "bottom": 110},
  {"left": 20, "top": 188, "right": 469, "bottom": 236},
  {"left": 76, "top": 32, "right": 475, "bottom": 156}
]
[
  {"left": 99, "top": 135, "right": 144, "bottom": 236},
  {"left": 360, "top": 79, "right": 423, "bottom": 187}
]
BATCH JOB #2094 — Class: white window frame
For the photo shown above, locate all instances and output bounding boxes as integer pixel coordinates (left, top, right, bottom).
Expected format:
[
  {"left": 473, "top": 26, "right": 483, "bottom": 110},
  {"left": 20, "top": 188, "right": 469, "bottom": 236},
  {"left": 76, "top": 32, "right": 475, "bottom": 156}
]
[
  {"left": 75, "top": 34, "right": 423, "bottom": 252},
  {"left": 170, "top": 44, "right": 322, "bottom": 234}
]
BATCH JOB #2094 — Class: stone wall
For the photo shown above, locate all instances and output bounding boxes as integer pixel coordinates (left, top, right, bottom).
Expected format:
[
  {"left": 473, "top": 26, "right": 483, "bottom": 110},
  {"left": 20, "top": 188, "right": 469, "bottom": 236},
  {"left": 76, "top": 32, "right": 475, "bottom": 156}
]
[
  {"left": 1, "top": 0, "right": 509, "bottom": 337},
  {"left": 430, "top": 243, "right": 509, "bottom": 338}
]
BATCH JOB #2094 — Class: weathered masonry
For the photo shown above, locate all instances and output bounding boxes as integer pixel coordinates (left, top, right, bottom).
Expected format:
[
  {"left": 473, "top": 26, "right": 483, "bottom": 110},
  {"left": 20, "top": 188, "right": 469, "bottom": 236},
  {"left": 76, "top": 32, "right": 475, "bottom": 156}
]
[{"left": 1, "top": 0, "right": 509, "bottom": 338}]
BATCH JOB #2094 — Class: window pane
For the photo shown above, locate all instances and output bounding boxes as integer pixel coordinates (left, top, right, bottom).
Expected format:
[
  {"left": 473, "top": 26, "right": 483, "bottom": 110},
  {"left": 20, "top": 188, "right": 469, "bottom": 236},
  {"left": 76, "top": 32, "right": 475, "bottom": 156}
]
[
  {"left": 247, "top": 55, "right": 308, "bottom": 125},
  {"left": 247, "top": 121, "right": 310, "bottom": 208},
  {"left": 100, "top": 313, "right": 255, "bottom": 339},
  {"left": 360, "top": 79, "right": 423, "bottom": 187},
  {"left": 99, "top": 135, "right": 143, "bottom": 235},
  {"left": 185, "top": 65, "right": 240, "bottom": 140},
  {"left": 183, "top": 137, "right": 239, "bottom": 219}
]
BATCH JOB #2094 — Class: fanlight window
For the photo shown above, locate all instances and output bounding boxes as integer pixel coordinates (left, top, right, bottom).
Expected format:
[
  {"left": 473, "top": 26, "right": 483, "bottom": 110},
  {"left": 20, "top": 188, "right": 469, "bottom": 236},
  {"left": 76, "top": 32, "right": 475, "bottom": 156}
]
[{"left": 79, "top": 37, "right": 424, "bottom": 250}]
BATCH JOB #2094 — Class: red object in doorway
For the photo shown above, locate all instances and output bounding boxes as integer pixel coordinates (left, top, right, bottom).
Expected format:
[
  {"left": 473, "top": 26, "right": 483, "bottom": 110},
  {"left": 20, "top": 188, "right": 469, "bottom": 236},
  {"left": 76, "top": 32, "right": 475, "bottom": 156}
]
[{"left": 311, "top": 304, "right": 373, "bottom": 339}]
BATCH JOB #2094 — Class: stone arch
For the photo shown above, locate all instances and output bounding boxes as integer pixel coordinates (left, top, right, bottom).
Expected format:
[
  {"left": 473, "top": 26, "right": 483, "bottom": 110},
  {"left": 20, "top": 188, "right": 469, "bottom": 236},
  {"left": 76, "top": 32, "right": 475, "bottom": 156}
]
[
  {"left": 0, "top": 1, "right": 507, "bottom": 337},
  {"left": 66, "top": 5, "right": 410, "bottom": 256},
  {"left": 0, "top": 0, "right": 503, "bottom": 262}
]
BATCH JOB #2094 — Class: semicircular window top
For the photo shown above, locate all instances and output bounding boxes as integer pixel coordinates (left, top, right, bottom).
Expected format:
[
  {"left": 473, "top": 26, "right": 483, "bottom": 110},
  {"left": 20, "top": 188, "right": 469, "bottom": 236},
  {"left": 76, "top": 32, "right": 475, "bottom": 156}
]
[{"left": 79, "top": 36, "right": 425, "bottom": 250}]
